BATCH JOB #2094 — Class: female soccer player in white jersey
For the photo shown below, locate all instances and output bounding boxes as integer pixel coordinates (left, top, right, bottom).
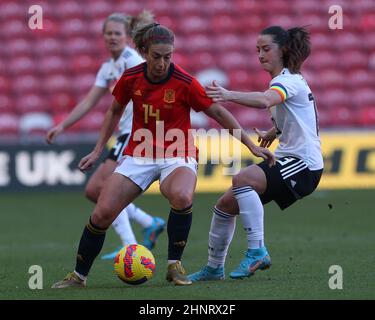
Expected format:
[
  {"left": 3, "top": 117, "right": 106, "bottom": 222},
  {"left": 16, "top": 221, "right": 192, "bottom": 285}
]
[
  {"left": 46, "top": 12, "right": 166, "bottom": 258},
  {"left": 189, "top": 26, "right": 324, "bottom": 281}
]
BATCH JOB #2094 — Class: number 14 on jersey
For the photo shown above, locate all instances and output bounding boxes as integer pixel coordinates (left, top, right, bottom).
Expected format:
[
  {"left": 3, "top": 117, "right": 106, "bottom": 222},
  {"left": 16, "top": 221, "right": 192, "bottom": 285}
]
[{"left": 143, "top": 104, "right": 160, "bottom": 124}]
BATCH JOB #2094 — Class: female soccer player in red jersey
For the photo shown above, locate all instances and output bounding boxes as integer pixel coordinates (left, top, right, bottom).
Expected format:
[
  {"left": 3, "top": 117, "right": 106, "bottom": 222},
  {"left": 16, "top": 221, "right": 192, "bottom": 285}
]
[
  {"left": 46, "top": 12, "right": 166, "bottom": 257},
  {"left": 52, "top": 23, "right": 275, "bottom": 288}
]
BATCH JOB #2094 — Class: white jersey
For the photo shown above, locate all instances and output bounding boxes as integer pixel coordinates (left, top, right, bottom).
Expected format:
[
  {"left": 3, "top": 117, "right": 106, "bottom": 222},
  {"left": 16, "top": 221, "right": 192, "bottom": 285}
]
[
  {"left": 95, "top": 46, "right": 143, "bottom": 134},
  {"left": 269, "top": 68, "right": 323, "bottom": 170}
]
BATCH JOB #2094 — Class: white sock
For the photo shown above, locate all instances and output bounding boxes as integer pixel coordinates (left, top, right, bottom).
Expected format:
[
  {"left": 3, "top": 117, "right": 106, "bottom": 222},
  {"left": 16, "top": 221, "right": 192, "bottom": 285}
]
[
  {"left": 112, "top": 207, "right": 137, "bottom": 246},
  {"left": 207, "top": 207, "right": 236, "bottom": 269},
  {"left": 126, "top": 203, "right": 153, "bottom": 229},
  {"left": 73, "top": 270, "right": 87, "bottom": 281},
  {"left": 233, "top": 186, "right": 264, "bottom": 249}
]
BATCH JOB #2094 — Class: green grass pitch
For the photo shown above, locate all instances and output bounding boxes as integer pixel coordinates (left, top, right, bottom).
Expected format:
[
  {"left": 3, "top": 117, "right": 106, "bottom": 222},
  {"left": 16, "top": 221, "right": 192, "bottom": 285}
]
[{"left": 0, "top": 190, "right": 374, "bottom": 300}]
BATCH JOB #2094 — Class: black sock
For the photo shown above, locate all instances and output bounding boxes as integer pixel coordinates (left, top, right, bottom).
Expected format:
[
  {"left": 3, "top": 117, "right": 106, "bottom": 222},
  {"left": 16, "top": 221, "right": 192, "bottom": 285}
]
[
  {"left": 75, "top": 217, "right": 106, "bottom": 277},
  {"left": 167, "top": 205, "right": 192, "bottom": 261}
]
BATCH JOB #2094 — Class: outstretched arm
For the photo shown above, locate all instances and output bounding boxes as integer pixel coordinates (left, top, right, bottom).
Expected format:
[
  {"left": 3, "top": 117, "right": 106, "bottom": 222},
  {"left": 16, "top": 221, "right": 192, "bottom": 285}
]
[
  {"left": 46, "top": 86, "right": 107, "bottom": 144},
  {"left": 78, "top": 98, "right": 125, "bottom": 171},
  {"left": 205, "top": 81, "right": 282, "bottom": 109},
  {"left": 203, "top": 103, "right": 276, "bottom": 166}
]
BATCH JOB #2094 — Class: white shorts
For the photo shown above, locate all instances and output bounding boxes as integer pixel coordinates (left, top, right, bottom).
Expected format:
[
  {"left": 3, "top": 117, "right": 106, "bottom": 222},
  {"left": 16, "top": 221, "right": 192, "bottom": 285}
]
[{"left": 114, "top": 156, "right": 198, "bottom": 191}]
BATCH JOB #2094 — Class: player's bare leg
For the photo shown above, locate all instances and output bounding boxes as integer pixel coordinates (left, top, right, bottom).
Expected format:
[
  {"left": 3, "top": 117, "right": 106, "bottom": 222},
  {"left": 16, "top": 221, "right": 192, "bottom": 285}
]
[
  {"left": 160, "top": 167, "right": 197, "bottom": 286},
  {"left": 52, "top": 174, "right": 142, "bottom": 288}
]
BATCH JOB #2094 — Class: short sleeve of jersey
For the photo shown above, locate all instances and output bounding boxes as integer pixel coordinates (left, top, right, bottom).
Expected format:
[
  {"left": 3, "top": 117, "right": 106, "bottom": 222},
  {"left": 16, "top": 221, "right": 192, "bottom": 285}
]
[
  {"left": 94, "top": 63, "right": 108, "bottom": 88},
  {"left": 112, "top": 74, "right": 131, "bottom": 106},
  {"left": 269, "top": 74, "right": 299, "bottom": 102},
  {"left": 124, "top": 51, "right": 144, "bottom": 69},
  {"left": 188, "top": 78, "right": 213, "bottom": 112}
]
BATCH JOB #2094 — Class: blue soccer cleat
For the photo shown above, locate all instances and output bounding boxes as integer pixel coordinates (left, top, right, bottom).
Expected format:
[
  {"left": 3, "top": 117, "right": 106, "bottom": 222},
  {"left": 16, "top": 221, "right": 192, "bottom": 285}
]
[
  {"left": 188, "top": 265, "right": 225, "bottom": 282},
  {"left": 143, "top": 217, "right": 166, "bottom": 250},
  {"left": 100, "top": 246, "right": 122, "bottom": 261},
  {"left": 229, "top": 247, "right": 272, "bottom": 279}
]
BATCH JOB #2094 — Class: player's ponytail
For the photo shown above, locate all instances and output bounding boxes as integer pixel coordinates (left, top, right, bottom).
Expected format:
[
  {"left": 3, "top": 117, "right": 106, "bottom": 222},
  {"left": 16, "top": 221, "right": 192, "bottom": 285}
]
[
  {"left": 132, "top": 23, "right": 174, "bottom": 55},
  {"left": 286, "top": 27, "right": 311, "bottom": 74},
  {"left": 127, "top": 10, "right": 155, "bottom": 37},
  {"left": 261, "top": 25, "right": 311, "bottom": 74}
]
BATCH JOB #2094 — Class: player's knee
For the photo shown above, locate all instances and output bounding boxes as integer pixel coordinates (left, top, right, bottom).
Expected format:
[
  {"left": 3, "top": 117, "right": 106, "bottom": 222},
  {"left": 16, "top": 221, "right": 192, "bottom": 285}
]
[
  {"left": 232, "top": 169, "right": 256, "bottom": 188},
  {"left": 91, "top": 204, "right": 114, "bottom": 229},
  {"left": 216, "top": 195, "right": 236, "bottom": 214},
  {"left": 85, "top": 184, "right": 100, "bottom": 203},
  {"left": 170, "top": 192, "right": 193, "bottom": 210}
]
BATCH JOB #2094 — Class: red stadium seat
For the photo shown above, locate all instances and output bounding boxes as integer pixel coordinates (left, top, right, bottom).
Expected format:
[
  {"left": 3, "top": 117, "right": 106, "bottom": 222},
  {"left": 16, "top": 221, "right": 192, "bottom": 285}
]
[
  {"left": 338, "top": 50, "right": 369, "bottom": 70},
  {"left": 68, "top": 111, "right": 105, "bottom": 132},
  {"left": 12, "top": 75, "right": 40, "bottom": 95},
  {"left": 0, "top": 113, "right": 19, "bottom": 135},
  {"left": 311, "top": 33, "right": 332, "bottom": 51},
  {"left": 5, "top": 38, "right": 30, "bottom": 57},
  {"left": 211, "top": 15, "right": 241, "bottom": 34},
  {"left": 335, "top": 33, "right": 365, "bottom": 51},
  {"left": 34, "top": 38, "right": 62, "bottom": 57},
  {"left": 318, "top": 89, "right": 352, "bottom": 110},
  {"left": 214, "top": 33, "right": 244, "bottom": 52},
  {"left": 9, "top": 56, "right": 37, "bottom": 76},
  {"left": 334, "top": 106, "right": 360, "bottom": 127},
  {"left": 319, "top": 69, "right": 345, "bottom": 90},
  {"left": 19, "top": 112, "right": 53, "bottom": 135},
  {"left": 0, "top": 2, "right": 26, "bottom": 19},
  {"left": 307, "top": 50, "right": 338, "bottom": 70},
  {"left": 228, "top": 69, "right": 253, "bottom": 91},
  {"left": 359, "top": 13, "right": 375, "bottom": 32},
  {"left": 59, "top": 19, "right": 88, "bottom": 38},
  {"left": 63, "top": 37, "right": 95, "bottom": 56},
  {"left": 0, "top": 94, "right": 14, "bottom": 114},
  {"left": 16, "top": 94, "right": 48, "bottom": 114},
  {"left": 352, "top": 88, "right": 375, "bottom": 107},
  {"left": 48, "top": 92, "right": 77, "bottom": 113},
  {"left": 84, "top": 1, "right": 112, "bottom": 19},
  {"left": 71, "top": 55, "right": 99, "bottom": 74},
  {"left": 348, "top": 70, "right": 375, "bottom": 90},
  {"left": 363, "top": 33, "right": 375, "bottom": 52},
  {"left": 218, "top": 51, "right": 249, "bottom": 71},
  {"left": 0, "top": 75, "right": 11, "bottom": 94},
  {"left": 70, "top": 73, "right": 96, "bottom": 95},
  {"left": 0, "top": 19, "right": 27, "bottom": 39},
  {"left": 39, "top": 55, "right": 67, "bottom": 75},
  {"left": 316, "top": 108, "right": 334, "bottom": 128},
  {"left": 178, "top": 16, "right": 210, "bottom": 35},
  {"left": 43, "top": 74, "right": 72, "bottom": 93},
  {"left": 359, "top": 105, "right": 375, "bottom": 126},
  {"left": 55, "top": 1, "right": 84, "bottom": 19}
]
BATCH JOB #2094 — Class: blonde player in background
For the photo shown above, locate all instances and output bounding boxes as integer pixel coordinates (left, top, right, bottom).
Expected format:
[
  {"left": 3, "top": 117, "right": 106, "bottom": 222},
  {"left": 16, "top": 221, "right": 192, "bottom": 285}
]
[{"left": 46, "top": 11, "right": 165, "bottom": 259}]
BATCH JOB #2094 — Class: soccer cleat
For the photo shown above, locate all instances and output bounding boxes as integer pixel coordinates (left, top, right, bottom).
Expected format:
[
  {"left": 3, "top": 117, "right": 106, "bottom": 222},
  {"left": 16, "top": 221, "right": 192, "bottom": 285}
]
[
  {"left": 166, "top": 261, "right": 192, "bottom": 286},
  {"left": 229, "top": 247, "right": 272, "bottom": 279},
  {"left": 188, "top": 265, "right": 225, "bottom": 282},
  {"left": 143, "top": 217, "right": 166, "bottom": 250},
  {"left": 101, "top": 245, "right": 122, "bottom": 260},
  {"left": 51, "top": 272, "right": 86, "bottom": 289}
]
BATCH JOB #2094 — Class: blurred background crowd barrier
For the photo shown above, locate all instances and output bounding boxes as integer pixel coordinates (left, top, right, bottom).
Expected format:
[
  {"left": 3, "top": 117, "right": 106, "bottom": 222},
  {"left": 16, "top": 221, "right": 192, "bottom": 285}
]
[{"left": 0, "top": 0, "right": 374, "bottom": 191}]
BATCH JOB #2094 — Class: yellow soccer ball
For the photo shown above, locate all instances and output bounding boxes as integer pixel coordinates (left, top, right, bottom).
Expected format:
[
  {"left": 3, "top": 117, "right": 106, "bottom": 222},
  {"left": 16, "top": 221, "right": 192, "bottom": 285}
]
[{"left": 114, "top": 244, "right": 156, "bottom": 285}]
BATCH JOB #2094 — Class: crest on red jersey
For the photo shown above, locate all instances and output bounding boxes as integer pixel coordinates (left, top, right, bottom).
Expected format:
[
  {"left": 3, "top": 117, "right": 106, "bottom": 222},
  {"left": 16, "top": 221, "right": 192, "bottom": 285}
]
[{"left": 163, "top": 89, "right": 175, "bottom": 103}]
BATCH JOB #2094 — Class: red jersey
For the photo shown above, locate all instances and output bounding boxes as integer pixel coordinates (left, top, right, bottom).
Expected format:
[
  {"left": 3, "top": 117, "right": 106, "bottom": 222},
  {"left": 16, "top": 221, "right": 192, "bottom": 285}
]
[{"left": 112, "top": 62, "right": 213, "bottom": 158}]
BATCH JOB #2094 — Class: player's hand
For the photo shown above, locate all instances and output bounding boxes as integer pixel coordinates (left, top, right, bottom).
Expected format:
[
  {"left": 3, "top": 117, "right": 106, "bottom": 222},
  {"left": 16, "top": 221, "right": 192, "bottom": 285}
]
[
  {"left": 78, "top": 151, "right": 100, "bottom": 172},
  {"left": 46, "top": 125, "right": 64, "bottom": 144},
  {"left": 253, "top": 127, "right": 276, "bottom": 148},
  {"left": 249, "top": 145, "right": 276, "bottom": 167},
  {"left": 205, "top": 80, "right": 230, "bottom": 102}
]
